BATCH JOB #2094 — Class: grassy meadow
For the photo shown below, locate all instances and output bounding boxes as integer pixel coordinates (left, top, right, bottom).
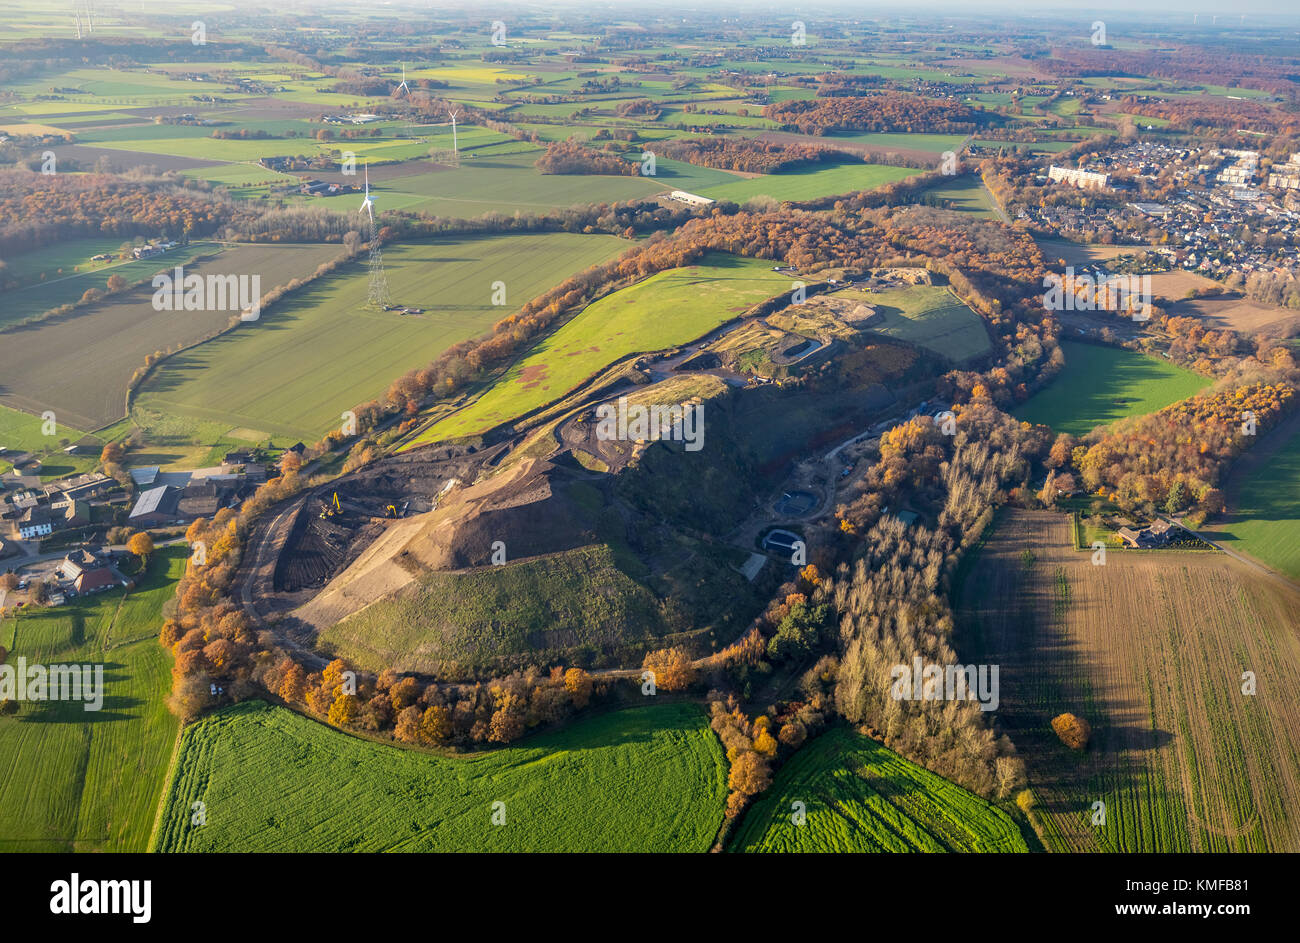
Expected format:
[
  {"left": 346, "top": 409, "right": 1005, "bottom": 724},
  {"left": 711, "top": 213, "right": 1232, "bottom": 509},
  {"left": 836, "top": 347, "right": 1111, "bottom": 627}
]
[
  {"left": 412, "top": 253, "right": 791, "bottom": 445},
  {"left": 0, "top": 548, "right": 185, "bottom": 852},
  {"left": 153, "top": 701, "right": 727, "bottom": 852},
  {"left": 846, "top": 284, "right": 992, "bottom": 362},
  {"left": 1212, "top": 425, "right": 1300, "bottom": 581},
  {"left": 696, "top": 162, "right": 920, "bottom": 204},
  {"left": 729, "top": 727, "right": 1029, "bottom": 852},
  {"left": 1016, "top": 341, "right": 1210, "bottom": 437}
]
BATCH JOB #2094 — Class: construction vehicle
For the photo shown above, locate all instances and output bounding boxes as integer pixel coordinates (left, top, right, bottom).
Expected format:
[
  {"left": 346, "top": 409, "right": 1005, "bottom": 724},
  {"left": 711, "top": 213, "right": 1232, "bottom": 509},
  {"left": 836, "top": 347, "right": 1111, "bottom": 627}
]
[
  {"left": 320, "top": 492, "right": 342, "bottom": 519},
  {"left": 385, "top": 504, "right": 398, "bottom": 518}
]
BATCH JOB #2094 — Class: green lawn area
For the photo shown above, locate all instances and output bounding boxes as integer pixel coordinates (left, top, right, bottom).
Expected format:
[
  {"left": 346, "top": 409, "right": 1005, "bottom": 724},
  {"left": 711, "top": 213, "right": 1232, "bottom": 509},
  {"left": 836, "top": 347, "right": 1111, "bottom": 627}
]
[
  {"left": 1015, "top": 341, "right": 1210, "bottom": 437},
  {"left": 135, "top": 232, "right": 627, "bottom": 440},
  {"left": 728, "top": 727, "right": 1029, "bottom": 852},
  {"left": 410, "top": 253, "right": 792, "bottom": 445},
  {"left": 152, "top": 700, "right": 726, "bottom": 852},
  {"left": 839, "top": 284, "right": 992, "bottom": 362},
  {"left": 923, "top": 174, "right": 997, "bottom": 217},
  {"left": 0, "top": 548, "right": 185, "bottom": 852},
  {"left": 1213, "top": 426, "right": 1300, "bottom": 581},
  {"left": 696, "top": 162, "right": 919, "bottom": 203}
]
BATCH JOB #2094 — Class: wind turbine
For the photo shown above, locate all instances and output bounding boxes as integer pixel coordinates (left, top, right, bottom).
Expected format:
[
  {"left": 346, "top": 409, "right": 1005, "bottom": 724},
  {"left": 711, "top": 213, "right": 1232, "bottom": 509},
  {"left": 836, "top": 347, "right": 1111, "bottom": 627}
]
[
  {"left": 358, "top": 161, "right": 374, "bottom": 224},
  {"left": 447, "top": 105, "right": 459, "bottom": 153},
  {"left": 396, "top": 62, "right": 410, "bottom": 97}
]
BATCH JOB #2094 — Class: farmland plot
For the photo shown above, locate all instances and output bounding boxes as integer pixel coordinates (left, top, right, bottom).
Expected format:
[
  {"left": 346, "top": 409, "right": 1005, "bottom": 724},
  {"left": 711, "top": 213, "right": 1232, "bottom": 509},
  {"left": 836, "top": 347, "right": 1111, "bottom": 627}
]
[
  {"left": 135, "top": 232, "right": 626, "bottom": 440},
  {"left": 153, "top": 701, "right": 726, "bottom": 852},
  {"left": 0, "top": 549, "right": 185, "bottom": 852},
  {"left": 956, "top": 509, "right": 1300, "bottom": 852},
  {"left": 729, "top": 727, "right": 1028, "bottom": 853},
  {"left": 0, "top": 243, "right": 340, "bottom": 430}
]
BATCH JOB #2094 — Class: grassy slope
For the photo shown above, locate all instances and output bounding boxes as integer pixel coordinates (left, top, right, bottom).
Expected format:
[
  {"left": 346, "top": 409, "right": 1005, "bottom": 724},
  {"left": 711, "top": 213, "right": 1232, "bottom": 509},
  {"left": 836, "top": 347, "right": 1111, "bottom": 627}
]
[
  {"left": 135, "top": 232, "right": 626, "bottom": 440},
  {"left": 412, "top": 253, "right": 791, "bottom": 444},
  {"left": 319, "top": 544, "right": 673, "bottom": 674},
  {"left": 0, "top": 548, "right": 184, "bottom": 851},
  {"left": 1015, "top": 341, "right": 1210, "bottom": 437},
  {"left": 153, "top": 700, "right": 726, "bottom": 852},
  {"left": 729, "top": 727, "right": 1028, "bottom": 852},
  {"left": 851, "top": 284, "right": 991, "bottom": 362}
]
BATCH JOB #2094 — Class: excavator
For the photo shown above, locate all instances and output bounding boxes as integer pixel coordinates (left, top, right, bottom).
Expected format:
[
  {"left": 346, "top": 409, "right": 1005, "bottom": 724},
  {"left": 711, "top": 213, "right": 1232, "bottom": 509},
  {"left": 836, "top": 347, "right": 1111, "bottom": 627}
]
[{"left": 320, "top": 492, "right": 342, "bottom": 519}]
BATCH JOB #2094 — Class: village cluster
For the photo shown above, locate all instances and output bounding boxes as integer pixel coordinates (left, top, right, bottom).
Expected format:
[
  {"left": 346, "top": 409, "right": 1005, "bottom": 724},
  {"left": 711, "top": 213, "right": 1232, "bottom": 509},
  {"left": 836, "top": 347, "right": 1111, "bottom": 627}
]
[
  {"left": 1019, "top": 141, "right": 1300, "bottom": 280},
  {"left": 0, "top": 444, "right": 296, "bottom": 610}
]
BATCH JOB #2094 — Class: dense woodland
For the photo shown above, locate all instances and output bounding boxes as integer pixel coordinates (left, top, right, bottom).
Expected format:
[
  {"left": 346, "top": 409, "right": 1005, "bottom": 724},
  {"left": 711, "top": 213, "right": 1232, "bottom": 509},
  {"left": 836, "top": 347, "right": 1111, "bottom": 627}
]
[
  {"left": 0, "top": 170, "right": 244, "bottom": 256},
  {"left": 533, "top": 139, "right": 639, "bottom": 176},
  {"left": 764, "top": 92, "right": 984, "bottom": 135},
  {"left": 656, "top": 137, "right": 848, "bottom": 173}
]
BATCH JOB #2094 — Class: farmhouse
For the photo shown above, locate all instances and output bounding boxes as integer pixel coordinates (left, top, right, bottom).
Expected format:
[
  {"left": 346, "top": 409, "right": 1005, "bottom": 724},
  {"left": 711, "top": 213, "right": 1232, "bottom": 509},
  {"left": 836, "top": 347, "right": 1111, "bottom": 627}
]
[
  {"left": 61, "top": 548, "right": 102, "bottom": 581},
  {"left": 17, "top": 506, "right": 53, "bottom": 539},
  {"left": 1116, "top": 519, "right": 1175, "bottom": 548},
  {"left": 75, "top": 567, "right": 121, "bottom": 596},
  {"left": 128, "top": 485, "right": 181, "bottom": 527}
]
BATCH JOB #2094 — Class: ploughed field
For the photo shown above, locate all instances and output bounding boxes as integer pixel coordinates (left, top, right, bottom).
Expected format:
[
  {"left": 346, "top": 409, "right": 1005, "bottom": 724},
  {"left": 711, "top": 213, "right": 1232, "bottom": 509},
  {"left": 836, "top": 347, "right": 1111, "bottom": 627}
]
[{"left": 956, "top": 509, "right": 1300, "bottom": 852}]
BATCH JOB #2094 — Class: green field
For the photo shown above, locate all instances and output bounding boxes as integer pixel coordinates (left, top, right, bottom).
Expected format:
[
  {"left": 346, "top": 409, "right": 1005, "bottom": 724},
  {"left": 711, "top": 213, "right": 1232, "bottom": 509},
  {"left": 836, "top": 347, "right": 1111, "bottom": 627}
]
[
  {"left": 844, "top": 284, "right": 992, "bottom": 362},
  {"left": 320, "top": 544, "right": 674, "bottom": 675},
  {"left": 1016, "top": 341, "right": 1210, "bottom": 437},
  {"left": 0, "top": 548, "right": 185, "bottom": 852},
  {"left": 152, "top": 700, "right": 726, "bottom": 852},
  {"left": 923, "top": 174, "right": 997, "bottom": 217},
  {"left": 821, "top": 131, "right": 971, "bottom": 155},
  {"left": 696, "top": 162, "right": 919, "bottom": 204},
  {"left": 0, "top": 404, "right": 99, "bottom": 479},
  {"left": 0, "top": 242, "right": 214, "bottom": 328},
  {"left": 1214, "top": 426, "right": 1300, "bottom": 581},
  {"left": 0, "top": 243, "right": 341, "bottom": 431},
  {"left": 728, "top": 727, "right": 1029, "bottom": 852},
  {"left": 377, "top": 151, "right": 663, "bottom": 216},
  {"left": 135, "top": 232, "right": 626, "bottom": 440},
  {"left": 412, "top": 253, "right": 791, "bottom": 445}
]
